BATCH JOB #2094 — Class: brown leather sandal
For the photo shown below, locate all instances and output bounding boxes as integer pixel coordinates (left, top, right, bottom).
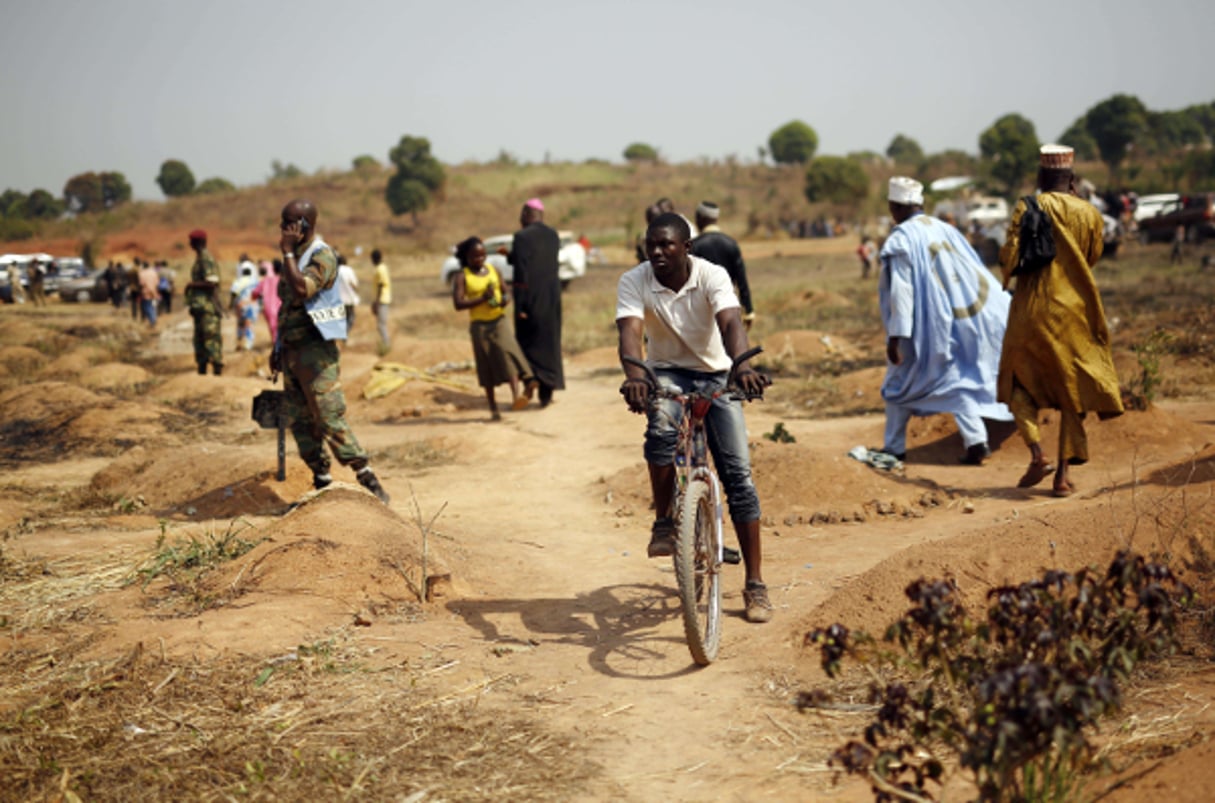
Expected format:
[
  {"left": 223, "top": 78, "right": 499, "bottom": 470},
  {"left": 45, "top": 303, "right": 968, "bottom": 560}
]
[{"left": 1017, "top": 461, "right": 1055, "bottom": 488}]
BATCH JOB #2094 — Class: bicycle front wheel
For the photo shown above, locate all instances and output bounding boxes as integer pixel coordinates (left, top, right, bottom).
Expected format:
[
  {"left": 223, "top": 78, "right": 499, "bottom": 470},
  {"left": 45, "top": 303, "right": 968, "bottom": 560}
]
[{"left": 674, "top": 478, "right": 723, "bottom": 665}]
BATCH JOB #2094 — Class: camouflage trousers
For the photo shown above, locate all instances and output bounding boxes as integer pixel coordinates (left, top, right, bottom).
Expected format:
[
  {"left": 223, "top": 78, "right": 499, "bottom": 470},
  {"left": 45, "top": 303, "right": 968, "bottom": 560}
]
[
  {"left": 191, "top": 310, "right": 224, "bottom": 371},
  {"left": 282, "top": 336, "right": 368, "bottom": 477}
]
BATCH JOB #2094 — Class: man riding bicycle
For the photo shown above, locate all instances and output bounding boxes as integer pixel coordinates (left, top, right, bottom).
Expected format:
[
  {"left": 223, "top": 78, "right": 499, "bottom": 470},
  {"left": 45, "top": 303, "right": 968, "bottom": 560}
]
[{"left": 616, "top": 212, "right": 774, "bottom": 624}]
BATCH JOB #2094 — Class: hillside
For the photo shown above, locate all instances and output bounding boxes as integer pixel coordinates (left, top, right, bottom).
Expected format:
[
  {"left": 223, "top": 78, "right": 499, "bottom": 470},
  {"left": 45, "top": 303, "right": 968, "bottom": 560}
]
[{"left": 1, "top": 159, "right": 902, "bottom": 267}]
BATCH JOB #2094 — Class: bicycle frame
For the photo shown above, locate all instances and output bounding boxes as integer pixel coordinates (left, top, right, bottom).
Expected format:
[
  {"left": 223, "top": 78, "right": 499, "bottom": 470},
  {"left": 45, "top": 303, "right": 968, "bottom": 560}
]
[{"left": 668, "top": 390, "right": 727, "bottom": 568}]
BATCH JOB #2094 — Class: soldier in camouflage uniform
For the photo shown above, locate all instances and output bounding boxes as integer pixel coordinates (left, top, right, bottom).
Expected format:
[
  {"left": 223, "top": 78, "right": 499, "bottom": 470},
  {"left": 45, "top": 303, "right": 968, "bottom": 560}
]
[
  {"left": 185, "top": 229, "right": 225, "bottom": 375},
  {"left": 272, "top": 199, "right": 390, "bottom": 504}
]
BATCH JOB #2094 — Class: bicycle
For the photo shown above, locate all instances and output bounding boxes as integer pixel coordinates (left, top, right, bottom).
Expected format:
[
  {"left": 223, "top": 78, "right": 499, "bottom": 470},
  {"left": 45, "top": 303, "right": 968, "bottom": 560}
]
[{"left": 622, "top": 346, "right": 765, "bottom": 665}]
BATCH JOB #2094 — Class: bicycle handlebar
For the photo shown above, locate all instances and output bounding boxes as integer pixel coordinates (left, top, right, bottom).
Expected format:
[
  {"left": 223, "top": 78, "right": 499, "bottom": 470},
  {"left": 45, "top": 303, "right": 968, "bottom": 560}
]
[{"left": 621, "top": 346, "right": 766, "bottom": 402}]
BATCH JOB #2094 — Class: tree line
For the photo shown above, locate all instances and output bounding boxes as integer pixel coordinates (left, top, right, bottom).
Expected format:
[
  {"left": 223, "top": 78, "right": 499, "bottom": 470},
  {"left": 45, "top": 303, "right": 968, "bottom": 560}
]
[
  {"left": 2, "top": 92, "right": 1211, "bottom": 243},
  {"left": 622, "top": 93, "right": 1215, "bottom": 210}
]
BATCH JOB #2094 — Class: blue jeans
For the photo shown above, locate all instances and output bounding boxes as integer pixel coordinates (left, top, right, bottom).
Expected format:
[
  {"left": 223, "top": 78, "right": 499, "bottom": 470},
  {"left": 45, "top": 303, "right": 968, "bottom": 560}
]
[{"left": 644, "top": 367, "right": 761, "bottom": 523}]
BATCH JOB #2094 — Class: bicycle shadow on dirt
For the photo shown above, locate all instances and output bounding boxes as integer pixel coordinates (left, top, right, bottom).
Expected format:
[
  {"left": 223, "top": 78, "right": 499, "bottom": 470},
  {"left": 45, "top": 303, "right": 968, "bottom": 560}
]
[{"left": 446, "top": 582, "right": 709, "bottom": 679}]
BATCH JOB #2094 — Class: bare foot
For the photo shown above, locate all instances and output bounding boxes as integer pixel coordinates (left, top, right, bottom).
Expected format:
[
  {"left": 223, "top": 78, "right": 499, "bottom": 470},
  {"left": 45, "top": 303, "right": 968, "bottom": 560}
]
[{"left": 1017, "top": 461, "right": 1055, "bottom": 488}]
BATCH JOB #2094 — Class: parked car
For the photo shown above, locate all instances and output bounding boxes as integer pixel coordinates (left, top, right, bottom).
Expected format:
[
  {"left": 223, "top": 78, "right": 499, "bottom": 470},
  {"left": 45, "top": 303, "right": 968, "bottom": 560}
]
[
  {"left": 1133, "top": 193, "right": 1180, "bottom": 223},
  {"left": 1137, "top": 193, "right": 1215, "bottom": 244},
  {"left": 439, "top": 231, "right": 587, "bottom": 290},
  {"left": 57, "top": 268, "right": 110, "bottom": 303},
  {"left": 966, "top": 197, "right": 1010, "bottom": 227}
]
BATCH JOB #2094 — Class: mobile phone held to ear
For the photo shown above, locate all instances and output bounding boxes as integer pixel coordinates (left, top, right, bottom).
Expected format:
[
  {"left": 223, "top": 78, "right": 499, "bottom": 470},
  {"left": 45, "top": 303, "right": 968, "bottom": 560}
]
[{"left": 298, "top": 218, "right": 309, "bottom": 232}]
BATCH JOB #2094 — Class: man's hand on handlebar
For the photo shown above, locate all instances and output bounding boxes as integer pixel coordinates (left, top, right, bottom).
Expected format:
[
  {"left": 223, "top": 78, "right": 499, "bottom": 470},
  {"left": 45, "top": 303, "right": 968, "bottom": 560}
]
[
  {"left": 733, "top": 367, "right": 771, "bottom": 400},
  {"left": 620, "top": 377, "right": 651, "bottom": 414}
]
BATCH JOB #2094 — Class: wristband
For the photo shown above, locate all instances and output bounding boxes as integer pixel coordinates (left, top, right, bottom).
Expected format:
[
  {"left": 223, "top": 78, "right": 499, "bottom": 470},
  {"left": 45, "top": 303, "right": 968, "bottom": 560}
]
[{"left": 283, "top": 252, "right": 295, "bottom": 260}]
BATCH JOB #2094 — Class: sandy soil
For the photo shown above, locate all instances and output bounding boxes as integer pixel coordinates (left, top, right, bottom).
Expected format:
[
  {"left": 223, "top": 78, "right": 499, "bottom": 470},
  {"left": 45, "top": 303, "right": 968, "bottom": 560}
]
[{"left": 2, "top": 268, "right": 1215, "bottom": 800}]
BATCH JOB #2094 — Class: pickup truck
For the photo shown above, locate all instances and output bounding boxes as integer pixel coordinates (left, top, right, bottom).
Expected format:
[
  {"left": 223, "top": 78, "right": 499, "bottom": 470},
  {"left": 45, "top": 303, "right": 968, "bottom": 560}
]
[{"left": 1137, "top": 193, "right": 1215, "bottom": 244}]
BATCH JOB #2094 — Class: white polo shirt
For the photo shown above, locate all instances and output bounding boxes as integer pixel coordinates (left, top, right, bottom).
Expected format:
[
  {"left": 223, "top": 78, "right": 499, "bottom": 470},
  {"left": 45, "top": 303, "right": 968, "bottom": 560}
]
[{"left": 616, "top": 255, "right": 739, "bottom": 373}]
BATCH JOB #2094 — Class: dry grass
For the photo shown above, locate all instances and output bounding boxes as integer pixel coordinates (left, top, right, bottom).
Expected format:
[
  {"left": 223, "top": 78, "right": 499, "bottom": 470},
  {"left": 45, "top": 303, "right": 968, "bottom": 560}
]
[
  {"left": 0, "top": 548, "right": 603, "bottom": 801},
  {"left": 0, "top": 637, "right": 602, "bottom": 801}
]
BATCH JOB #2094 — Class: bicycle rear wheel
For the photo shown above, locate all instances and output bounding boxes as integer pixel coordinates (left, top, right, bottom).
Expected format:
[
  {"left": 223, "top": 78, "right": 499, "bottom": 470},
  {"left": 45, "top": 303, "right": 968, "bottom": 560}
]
[{"left": 674, "top": 479, "right": 722, "bottom": 665}]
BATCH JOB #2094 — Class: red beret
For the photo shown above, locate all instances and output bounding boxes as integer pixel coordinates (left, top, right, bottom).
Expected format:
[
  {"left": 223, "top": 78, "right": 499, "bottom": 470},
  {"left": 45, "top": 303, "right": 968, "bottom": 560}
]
[{"left": 189, "top": 229, "right": 207, "bottom": 241}]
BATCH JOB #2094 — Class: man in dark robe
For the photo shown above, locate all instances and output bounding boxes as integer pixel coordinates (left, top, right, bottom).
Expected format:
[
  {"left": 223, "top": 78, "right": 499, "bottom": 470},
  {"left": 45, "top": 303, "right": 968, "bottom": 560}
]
[{"left": 506, "top": 198, "right": 564, "bottom": 407}]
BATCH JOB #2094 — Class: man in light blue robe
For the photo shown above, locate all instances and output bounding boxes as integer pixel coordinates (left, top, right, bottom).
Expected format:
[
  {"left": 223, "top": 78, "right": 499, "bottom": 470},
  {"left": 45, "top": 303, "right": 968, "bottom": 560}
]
[{"left": 878, "top": 177, "right": 1013, "bottom": 465}]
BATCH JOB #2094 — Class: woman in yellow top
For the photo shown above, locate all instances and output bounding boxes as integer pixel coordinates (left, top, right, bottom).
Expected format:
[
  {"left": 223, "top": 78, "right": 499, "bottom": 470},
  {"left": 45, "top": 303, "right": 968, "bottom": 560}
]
[{"left": 452, "top": 236, "right": 537, "bottom": 420}]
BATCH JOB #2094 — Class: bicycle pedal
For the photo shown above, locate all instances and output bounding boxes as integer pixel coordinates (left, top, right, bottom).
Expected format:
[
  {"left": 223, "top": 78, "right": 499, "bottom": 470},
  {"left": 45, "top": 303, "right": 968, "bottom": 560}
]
[{"left": 722, "top": 547, "right": 742, "bottom": 565}]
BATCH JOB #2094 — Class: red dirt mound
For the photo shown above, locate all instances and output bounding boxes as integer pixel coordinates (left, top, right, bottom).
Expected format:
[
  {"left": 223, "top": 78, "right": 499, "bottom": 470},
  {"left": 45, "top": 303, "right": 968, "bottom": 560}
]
[
  {"left": 89, "top": 443, "right": 307, "bottom": 519},
  {"left": 94, "top": 486, "right": 454, "bottom": 659},
  {"left": 0, "top": 381, "right": 194, "bottom": 464},
  {"left": 78, "top": 362, "right": 151, "bottom": 393},
  {"left": 763, "top": 329, "right": 865, "bottom": 364}
]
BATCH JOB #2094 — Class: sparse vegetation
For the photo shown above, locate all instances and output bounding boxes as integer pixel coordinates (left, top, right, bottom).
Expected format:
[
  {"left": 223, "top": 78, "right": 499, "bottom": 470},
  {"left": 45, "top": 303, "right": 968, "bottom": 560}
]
[
  {"left": 805, "top": 552, "right": 1193, "bottom": 803},
  {"left": 131, "top": 520, "right": 264, "bottom": 611}
]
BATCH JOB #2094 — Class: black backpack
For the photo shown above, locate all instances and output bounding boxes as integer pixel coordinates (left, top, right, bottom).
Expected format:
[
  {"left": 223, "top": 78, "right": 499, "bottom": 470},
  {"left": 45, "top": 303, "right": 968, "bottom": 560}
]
[{"left": 1013, "top": 195, "right": 1056, "bottom": 277}]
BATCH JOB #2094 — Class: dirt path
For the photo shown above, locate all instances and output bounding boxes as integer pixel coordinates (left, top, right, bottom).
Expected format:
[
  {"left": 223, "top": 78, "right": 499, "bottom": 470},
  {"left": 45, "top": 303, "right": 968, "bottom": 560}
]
[{"left": 334, "top": 354, "right": 1215, "bottom": 800}]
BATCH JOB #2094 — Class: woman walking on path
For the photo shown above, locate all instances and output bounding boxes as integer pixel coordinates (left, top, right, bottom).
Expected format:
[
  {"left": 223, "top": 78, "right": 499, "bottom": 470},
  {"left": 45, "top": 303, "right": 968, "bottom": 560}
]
[
  {"left": 252, "top": 260, "right": 282, "bottom": 347},
  {"left": 451, "top": 236, "right": 536, "bottom": 420}
]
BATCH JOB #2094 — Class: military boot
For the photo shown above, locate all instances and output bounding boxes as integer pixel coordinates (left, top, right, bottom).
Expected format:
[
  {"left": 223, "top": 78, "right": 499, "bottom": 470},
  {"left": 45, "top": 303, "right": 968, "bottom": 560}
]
[{"left": 357, "top": 469, "right": 390, "bottom": 504}]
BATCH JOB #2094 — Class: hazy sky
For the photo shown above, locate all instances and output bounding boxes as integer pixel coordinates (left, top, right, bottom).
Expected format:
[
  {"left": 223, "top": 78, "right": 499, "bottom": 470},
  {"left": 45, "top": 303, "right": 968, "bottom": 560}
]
[{"left": 3, "top": 0, "right": 1211, "bottom": 199}]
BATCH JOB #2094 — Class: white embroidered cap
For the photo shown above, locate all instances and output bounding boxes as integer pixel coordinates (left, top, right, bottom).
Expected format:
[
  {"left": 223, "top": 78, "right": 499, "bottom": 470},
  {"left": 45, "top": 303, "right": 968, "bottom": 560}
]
[
  {"left": 887, "top": 176, "right": 924, "bottom": 205},
  {"left": 1039, "top": 144, "right": 1075, "bottom": 169}
]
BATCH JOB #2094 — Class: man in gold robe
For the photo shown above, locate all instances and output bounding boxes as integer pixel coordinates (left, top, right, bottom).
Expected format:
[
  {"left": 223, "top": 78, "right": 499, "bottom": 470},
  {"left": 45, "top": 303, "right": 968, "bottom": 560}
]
[{"left": 997, "top": 144, "right": 1123, "bottom": 497}]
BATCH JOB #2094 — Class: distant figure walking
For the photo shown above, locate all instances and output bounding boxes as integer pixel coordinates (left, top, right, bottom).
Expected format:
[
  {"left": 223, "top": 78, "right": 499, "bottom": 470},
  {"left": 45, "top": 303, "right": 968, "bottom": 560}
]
[
  {"left": 691, "top": 200, "right": 755, "bottom": 329},
  {"left": 1171, "top": 224, "right": 1185, "bottom": 265},
  {"left": 184, "top": 229, "right": 225, "bottom": 376},
  {"left": 252, "top": 260, "right": 281, "bottom": 346},
  {"left": 336, "top": 253, "right": 359, "bottom": 341},
  {"left": 504, "top": 198, "right": 564, "bottom": 408},
  {"left": 230, "top": 261, "right": 259, "bottom": 351},
  {"left": 138, "top": 259, "right": 161, "bottom": 328},
  {"left": 451, "top": 236, "right": 535, "bottom": 420},
  {"left": 27, "top": 258, "right": 47, "bottom": 306},
  {"left": 857, "top": 236, "right": 877, "bottom": 279},
  {"left": 370, "top": 249, "right": 392, "bottom": 354},
  {"left": 997, "top": 145, "right": 1123, "bottom": 497}
]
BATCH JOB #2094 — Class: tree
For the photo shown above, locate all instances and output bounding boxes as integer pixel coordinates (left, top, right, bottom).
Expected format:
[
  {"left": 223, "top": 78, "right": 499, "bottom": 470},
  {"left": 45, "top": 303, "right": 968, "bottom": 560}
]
[
  {"left": 194, "top": 177, "right": 236, "bottom": 194},
  {"left": 0, "top": 189, "right": 28, "bottom": 218},
  {"left": 156, "top": 159, "right": 196, "bottom": 197},
  {"left": 270, "top": 160, "right": 303, "bottom": 181},
  {"left": 352, "top": 154, "right": 380, "bottom": 172},
  {"left": 803, "top": 156, "right": 869, "bottom": 206},
  {"left": 768, "top": 120, "right": 819, "bottom": 165},
  {"left": 978, "top": 113, "right": 1039, "bottom": 196},
  {"left": 886, "top": 133, "right": 924, "bottom": 166},
  {"left": 100, "top": 172, "right": 132, "bottom": 208},
  {"left": 385, "top": 135, "right": 445, "bottom": 223},
  {"left": 1146, "top": 110, "right": 1205, "bottom": 155},
  {"left": 26, "top": 189, "right": 63, "bottom": 220},
  {"left": 1058, "top": 117, "right": 1098, "bottom": 162},
  {"left": 1084, "top": 94, "right": 1149, "bottom": 174},
  {"left": 919, "top": 149, "right": 980, "bottom": 182},
  {"left": 63, "top": 172, "right": 103, "bottom": 213},
  {"left": 1182, "top": 102, "right": 1215, "bottom": 144},
  {"left": 622, "top": 142, "right": 659, "bottom": 163}
]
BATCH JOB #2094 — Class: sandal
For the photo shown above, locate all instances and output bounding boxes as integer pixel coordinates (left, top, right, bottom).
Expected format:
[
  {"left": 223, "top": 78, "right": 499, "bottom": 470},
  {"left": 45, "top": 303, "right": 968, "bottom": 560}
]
[
  {"left": 1052, "top": 480, "right": 1075, "bottom": 498},
  {"left": 511, "top": 395, "right": 529, "bottom": 411},
  {"left": 1017, "top": 461, "right": 1055, "bottom": 488}
]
